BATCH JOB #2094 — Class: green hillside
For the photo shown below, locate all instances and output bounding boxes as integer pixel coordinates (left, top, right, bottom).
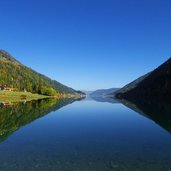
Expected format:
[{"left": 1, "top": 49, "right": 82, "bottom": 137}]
[{"left": 0, "top": 50, "right": 79, "bottom": 95}]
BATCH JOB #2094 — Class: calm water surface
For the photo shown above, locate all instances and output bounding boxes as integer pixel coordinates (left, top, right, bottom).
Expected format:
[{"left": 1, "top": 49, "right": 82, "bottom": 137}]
[{"left": 0, "top": 98, "right": 171, "bottom": 171}]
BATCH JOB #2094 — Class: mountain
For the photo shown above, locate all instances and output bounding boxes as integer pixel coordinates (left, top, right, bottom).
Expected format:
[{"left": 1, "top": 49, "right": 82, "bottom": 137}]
[
  {"left": 90, "top": 88, "right": 120, "bottom": 97},
  {"left": 114, "top": 73, "right": 150, "bottom": 94},
  {"left": 82, "top": 90, "right": 93, "bottom": 95},
  {"left": 0, "top": 50, "right": 82, "bottom": 95},
  {"left": 115, "top": 57, "right": 171, "bottom": 101}
]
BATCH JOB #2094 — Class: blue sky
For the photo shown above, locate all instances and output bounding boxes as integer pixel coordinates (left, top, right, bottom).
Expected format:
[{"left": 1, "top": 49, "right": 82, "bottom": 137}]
[{"left": 0, "top": 0, "right": 171, "bottom": 90}]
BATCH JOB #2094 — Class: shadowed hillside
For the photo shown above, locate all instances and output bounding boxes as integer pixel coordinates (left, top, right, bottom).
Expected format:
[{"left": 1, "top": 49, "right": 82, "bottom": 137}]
[{"left": 115, "top": 57, "right": 171, "bottom": 101}]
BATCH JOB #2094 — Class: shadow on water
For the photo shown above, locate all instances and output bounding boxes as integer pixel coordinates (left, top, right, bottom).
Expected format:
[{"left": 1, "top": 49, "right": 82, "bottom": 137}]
[
  {"left": 0, "top": 98, "right": 83, "bottom": 142},
  {"left": 119, "top": 98, "right": 171, "bottom": 134}
]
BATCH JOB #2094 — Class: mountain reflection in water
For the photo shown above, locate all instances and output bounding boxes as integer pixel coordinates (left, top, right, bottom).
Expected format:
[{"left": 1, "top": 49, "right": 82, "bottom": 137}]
[
  {"left": 0, "top": 96, "right": 171, "bottom": 171},
  {"left": 0, "top": 98, "right": 82, "bottom": 142},
  {"left": 119, "top": 98, "right": 171, "bottom": 134}
]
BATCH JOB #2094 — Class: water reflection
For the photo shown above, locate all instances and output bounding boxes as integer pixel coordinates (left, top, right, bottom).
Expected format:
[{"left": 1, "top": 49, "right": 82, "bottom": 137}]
[
  {"left": 90, "top": 96, "right": 171, "bottom": 135},
  {"left": 0, "top": 98, "right": 82, "bottom": 142},
  {"left": 0, "top": 96, "right": 171, "bottom": 171},
  {"left": 89, "top": 96, "right": 119, "bottom": 104},
  {"left": 120, "top": 99, "right": 171, "bottom": 134}
]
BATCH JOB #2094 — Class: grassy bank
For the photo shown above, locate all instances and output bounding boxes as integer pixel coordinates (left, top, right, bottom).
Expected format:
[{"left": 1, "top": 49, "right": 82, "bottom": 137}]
[
  {"left": 0, "top": 91, "right": 49, "bottom": 103},
  {"left": 0, "top": 91, "right": 85, "bottom": 104}
]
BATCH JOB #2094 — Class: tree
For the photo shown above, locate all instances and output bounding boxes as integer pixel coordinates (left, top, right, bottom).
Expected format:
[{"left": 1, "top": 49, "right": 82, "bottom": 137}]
[{"left": 40, "top": 87, "right": 57, "bottom": 96}]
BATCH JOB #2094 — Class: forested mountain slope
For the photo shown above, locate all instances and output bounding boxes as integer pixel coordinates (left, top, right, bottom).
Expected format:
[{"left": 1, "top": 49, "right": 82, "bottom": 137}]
[
  {"left": 0, "top": 50, "right": 79, "bottom": 95},
  {"left": 115, "top": 57, "right": 171, "bottom": 101}
]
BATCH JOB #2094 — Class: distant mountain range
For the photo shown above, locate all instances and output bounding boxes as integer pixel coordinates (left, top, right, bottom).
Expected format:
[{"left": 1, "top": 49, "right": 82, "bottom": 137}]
[
  {"left": 115, "top": 57, "right": 171, "bottom": 101},
  {"left": 90, "top": 96, "right": 119, "bottom": 104},
  {"left": 2, "top": 49, "right": 170, "bottom": 100},
  {"left": 82, "top": 91, "right": 93, "bottom": 95},
  {"left": 0, "top": 50, "right": 83, "bottom": 95},
  {"left": 90, "top": 88, "right": 120, "bottom": 97}
]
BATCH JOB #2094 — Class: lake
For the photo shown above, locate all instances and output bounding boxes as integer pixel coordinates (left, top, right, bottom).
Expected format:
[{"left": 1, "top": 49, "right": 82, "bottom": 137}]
[{"left": 0, "top": 97, "right": 171, "bottom": 171}]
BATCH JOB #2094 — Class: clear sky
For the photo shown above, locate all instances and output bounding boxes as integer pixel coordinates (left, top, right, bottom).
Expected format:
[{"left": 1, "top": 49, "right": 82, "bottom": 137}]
[{"left": 0, "top": 0, "right": 171, "bottom": 90}]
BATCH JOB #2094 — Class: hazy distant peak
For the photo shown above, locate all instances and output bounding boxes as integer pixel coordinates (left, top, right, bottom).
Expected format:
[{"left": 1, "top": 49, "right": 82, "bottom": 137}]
[{"left": 91, "top": 88, "right": 120, "bottom": 97}]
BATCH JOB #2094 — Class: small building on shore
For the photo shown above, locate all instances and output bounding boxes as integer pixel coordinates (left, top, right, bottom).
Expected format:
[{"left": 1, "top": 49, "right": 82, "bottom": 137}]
[{"left": 0, "top": 85, "right": 12, "bottom": 91}]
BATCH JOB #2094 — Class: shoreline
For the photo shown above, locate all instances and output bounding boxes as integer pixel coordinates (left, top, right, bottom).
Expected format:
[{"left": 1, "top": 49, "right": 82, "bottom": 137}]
[
  {"left": 0, "top": 91, "right": 49, "bottom": 103},
  {"left": 0, "top": 91, "right": 86, "bottom": 104}
]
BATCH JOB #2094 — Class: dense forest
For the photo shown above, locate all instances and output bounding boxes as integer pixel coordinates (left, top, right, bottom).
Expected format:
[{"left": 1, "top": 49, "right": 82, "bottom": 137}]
[{"left": 0, "top": 50, "right": 81, "bottom": 95}]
